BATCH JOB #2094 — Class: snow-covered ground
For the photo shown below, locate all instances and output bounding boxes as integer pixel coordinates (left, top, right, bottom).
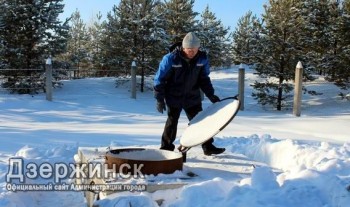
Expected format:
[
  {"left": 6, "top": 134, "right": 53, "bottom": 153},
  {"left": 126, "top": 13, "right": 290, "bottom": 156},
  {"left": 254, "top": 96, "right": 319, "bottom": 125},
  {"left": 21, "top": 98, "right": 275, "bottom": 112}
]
[{"left": 0, "top": 66, "right": 349, "bottom": 207}]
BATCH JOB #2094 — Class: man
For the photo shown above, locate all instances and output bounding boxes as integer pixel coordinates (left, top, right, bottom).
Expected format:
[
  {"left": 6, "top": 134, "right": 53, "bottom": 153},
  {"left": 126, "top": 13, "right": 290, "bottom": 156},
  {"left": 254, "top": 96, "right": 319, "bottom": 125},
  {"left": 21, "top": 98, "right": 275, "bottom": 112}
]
[{"left": 153, "top": 32, "right": 225, "bottom": 156}]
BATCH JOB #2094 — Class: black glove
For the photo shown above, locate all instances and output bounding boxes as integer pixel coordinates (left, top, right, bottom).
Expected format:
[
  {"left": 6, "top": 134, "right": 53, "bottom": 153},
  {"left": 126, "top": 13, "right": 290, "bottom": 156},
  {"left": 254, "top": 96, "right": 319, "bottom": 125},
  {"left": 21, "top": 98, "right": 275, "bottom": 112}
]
[
  {"left": 156, "top": 100, "right": 166, "bottom": 114},
  {"left": 208, "top": 95, "right": 220, "bottom": 103}
]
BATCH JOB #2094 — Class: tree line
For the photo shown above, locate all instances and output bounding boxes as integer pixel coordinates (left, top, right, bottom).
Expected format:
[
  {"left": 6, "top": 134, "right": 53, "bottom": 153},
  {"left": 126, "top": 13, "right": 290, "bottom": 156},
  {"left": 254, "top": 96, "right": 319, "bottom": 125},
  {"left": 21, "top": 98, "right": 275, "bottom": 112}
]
[
  {"left": 232, "top": 0, "right": 350, "bottom": 110},
  {"left": 0, "top": 0, "right": 349, "bottom": 110},
  {"left": 59, "top": 0, "right": 231, "bottom": 92},
  {"left": 0, "top": 0, "right": 230, "bottom": 94}
]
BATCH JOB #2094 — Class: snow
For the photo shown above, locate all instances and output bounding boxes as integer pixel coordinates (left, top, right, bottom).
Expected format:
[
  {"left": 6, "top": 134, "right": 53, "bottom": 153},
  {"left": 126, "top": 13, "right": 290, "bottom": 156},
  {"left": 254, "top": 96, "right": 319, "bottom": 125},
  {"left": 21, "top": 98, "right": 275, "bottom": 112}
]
[
  {"left": 106, "top": 148, "right": 182, "bottom": 160},
  {"left": 0, "top": 66, "right": 350, "bottom": 207},
  {"left": 296, "top": 61, "right": 303, "bottom": 69}
]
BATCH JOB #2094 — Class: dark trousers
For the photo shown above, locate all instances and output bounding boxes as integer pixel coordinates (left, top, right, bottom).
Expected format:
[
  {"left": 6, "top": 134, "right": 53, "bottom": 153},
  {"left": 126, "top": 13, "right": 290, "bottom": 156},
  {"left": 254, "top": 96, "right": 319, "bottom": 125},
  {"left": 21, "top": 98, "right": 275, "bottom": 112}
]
[{"left": 160, "top": 104, "right": 214, "bottom": 151}]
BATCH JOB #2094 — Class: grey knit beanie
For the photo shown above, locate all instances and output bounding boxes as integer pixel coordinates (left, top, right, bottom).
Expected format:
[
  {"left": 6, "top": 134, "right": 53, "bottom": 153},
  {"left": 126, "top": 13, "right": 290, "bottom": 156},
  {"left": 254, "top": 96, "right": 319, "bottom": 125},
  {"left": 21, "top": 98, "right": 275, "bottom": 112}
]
[{"left": 182, "top": 32, "right": 200, "bottom": 48}]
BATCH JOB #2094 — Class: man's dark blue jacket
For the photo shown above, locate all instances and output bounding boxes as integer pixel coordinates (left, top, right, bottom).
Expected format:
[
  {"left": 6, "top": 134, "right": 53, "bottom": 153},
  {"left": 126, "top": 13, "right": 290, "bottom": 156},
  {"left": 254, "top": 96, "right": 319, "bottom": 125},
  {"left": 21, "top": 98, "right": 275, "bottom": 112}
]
[{"left": 153, "top": 47, "right": 215, "bottom": 109}]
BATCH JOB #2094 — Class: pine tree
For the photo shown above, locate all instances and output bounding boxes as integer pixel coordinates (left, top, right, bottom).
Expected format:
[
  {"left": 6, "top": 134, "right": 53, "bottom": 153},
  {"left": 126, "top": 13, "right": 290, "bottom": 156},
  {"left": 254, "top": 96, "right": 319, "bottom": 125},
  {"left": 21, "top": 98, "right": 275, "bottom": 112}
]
[
  {"left": 0, "top": 9, "right": 5, "bottom": 69},
  {"left": 331, "top": 0, "right": 350, "bottom": 89},
  {"left": 251, "top": 0, "right": 305, "bottom": 110},
  {"left": 102, "top": 6, "right": 125, "bottom": 74},
  {"left": 162, "top": 0, "right": 198, "bottom": 43},
  {"left": 325, "top": 0, "right": 342, "bottom": 85},
  {"left": 0, "top": 33, "right": 5, "bottom": 69},
  {"left": 298, "top": 0, "right": 349, "bottom": 91},
  {"left": 65, "top": 10, "right": 90, "bottom": 78},
  {"left": 299, "top": 0, "right": 334, "bottom": 76},
  {"left": 231, "top": 11, "right": 260, "bottom": 65},
  {"left": 0, "top": 47, "right": 4, "bottom": 68},
  {"left": 0, "top": 0, "right": 69, "bottom": 93},
  {"left": 197, "top": 5, "right": 231, "bottom": 67},
  {"left": 345, "top": 0, "right": 350, "bottom": 11},
  {"left": 87, "top": 12, "right": 106, "bottom": 76},
  {"left": 103, "top": 0, "right": 167, "bottom": 91}
]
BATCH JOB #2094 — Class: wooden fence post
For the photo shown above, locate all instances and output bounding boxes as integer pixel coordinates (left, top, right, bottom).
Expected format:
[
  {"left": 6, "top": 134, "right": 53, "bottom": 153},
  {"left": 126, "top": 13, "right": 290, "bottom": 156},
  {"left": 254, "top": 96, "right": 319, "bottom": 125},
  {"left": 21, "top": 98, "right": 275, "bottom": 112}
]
[
  {"left": 45, "top": 57, "right": 52, "bottom": 101},
  {"left": 238, "top": 64, "right": 245, "bottom": 110},
  {"left": 293, "top": 61, "right": 303, "bottom": 116},
  {"left": 131, "top": 61, "right": 137, "bottom": 99}
]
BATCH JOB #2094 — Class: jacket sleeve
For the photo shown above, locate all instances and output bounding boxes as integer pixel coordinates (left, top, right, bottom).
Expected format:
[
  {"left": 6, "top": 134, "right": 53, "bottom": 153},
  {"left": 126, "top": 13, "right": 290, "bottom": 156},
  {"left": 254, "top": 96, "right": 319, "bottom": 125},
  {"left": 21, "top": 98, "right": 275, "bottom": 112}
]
[
  {"left": 153, "top": 53, "right": 173, "bottom": 101},
  {"left": 198, "top": 54, "right": 215, "bottom": 98}
]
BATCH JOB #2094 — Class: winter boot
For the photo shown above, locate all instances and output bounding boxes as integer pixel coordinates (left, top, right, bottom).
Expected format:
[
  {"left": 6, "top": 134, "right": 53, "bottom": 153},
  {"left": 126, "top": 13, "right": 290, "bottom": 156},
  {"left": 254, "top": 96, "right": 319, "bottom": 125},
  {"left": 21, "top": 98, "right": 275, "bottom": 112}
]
[{"left": 203, "top": 145, "right": 225, "bottom": 156}]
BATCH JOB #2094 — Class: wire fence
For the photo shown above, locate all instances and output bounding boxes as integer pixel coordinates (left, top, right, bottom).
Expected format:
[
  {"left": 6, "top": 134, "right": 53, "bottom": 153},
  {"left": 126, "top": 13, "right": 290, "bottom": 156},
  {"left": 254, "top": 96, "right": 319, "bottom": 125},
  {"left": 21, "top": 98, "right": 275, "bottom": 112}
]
[
  {"left": 0, "top": 69, "right": 45, "bottom": 93},
  {"left": 3, "top": 66, "right": 346, "bottom": 106},
  {"left": 0, "top": 68, "right": 128, "bottom": 93}
]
